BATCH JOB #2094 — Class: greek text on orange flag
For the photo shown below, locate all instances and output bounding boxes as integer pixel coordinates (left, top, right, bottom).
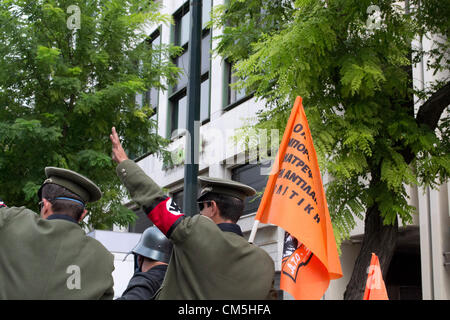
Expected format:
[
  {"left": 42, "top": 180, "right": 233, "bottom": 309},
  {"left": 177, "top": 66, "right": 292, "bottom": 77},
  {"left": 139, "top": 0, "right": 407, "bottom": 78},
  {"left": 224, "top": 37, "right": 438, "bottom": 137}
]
[
  {"left": 255, "top": 96, "right": 343, "bottom": 299},
  {"left": 363, "top": 253, "right": 389, "bottom": 300}
]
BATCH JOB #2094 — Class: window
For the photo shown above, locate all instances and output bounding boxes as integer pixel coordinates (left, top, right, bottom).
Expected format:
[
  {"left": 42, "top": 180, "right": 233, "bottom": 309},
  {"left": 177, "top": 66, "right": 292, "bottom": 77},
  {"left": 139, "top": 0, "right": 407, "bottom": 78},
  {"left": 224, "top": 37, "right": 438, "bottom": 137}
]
[
  {"left": 170, "top": 92, "right": 188, "bottom": 136},
  {"left": 169, "top": 2, "right": 211, "bottom": 138},
  {"left": 173, "top": 48, "right": 189, "bottom": 92},
  {"left": 200, "top": 76, "right": 210, "bottom": 123},
  {"left": 202, "top": 0, "right": 211, "bottom": 27},
  {"left": 149, "top": 30, "right": 162, "bottom": 105},
  {"left": 174, "top": 0, "right": 211, "bottom": 44},
  {"left": 172, "top": 189, "right": 185, "bottom": 212},
  {"left": 130, "top": 29, "right": 162, "bottom": 159},
  {"left": 175, "top": 5, "right": 190, "bottom": 47},
  {"left": 136, "top": 29, "right": 161, "bottom": 129},
  {"left": 171, "top": 185, "right": 201, "bottom": 214},
  {"left": 231, "top": 161, "right": 271, "bottom": 215},
  {"left": 129, "top": 208, "right": 153, "bottom": 234},
  {"left": 145, "top": 30, "right": 161, "bottom": 129},
  {"left": 224, "top": 60, "right": 248, "bottom": 109}
]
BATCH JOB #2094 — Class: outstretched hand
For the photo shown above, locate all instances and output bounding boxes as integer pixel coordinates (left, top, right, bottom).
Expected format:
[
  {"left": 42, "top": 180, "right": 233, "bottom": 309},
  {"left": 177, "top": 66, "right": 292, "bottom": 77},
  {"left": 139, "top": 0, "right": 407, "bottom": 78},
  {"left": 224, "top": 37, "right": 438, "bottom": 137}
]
[{"left": 110, "top": 127, "right": 129, "bottom": 164}]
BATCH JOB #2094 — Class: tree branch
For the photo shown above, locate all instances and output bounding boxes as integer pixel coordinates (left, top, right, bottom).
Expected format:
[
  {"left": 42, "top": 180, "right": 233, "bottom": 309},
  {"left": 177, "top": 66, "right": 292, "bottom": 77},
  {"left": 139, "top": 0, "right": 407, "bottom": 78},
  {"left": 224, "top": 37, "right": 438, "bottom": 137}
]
[
  {"left": 400, "top": 81, "right": 450, "bottom": 164},
  {"left": 415, "top": 81, "right": 450, "bottom": 131}
]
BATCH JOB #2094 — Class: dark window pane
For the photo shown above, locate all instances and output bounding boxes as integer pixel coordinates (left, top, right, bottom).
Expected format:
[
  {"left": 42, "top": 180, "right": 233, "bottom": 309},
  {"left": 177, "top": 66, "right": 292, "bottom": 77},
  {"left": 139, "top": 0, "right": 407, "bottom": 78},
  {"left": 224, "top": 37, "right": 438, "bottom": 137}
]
[
  {"left": 200, "top": 78, "right": 210, "bottom": 122},
  {"left": 230, "top": 71, "right": 246, "bottom": 102},
  {"left": 150, "top": 112, "right": 157, "bottom": 134},
  {"left": 175, "top": 10, "right": 190, "bottom": 46},
  {"left": 172, "top": 186, "right": 202, "bottom": 214},
  {"left": 178, "top": 95, "right": 187, "bottom": 131},
  {"left": 202, "top": 0, "right": 211, "bottom": 27},
  {"left": 145, "top": 90, "right": 151, "bottom": 106},
  {"left": 152, "top": 34, "right": 161, "bottom": 47},
  {"left": 144, "top": 86, "right": 158, "bottom": 111},
  {"left": 129, "top": 209, "right": 153, "bottom": 233},
  {"left": 174, "top": 49, "right": 189, "bottom": 92},
  {"left": 201, "top": 32, "right": 211, "bottom": 74},
  {"left": 171, "top": 94, "right": 188, "bottom": 136},
  {"left": 135, "top": 93, "right": 143, "bottom": 108},
  {"left": 180, "top": 13, "right": 190, "bottom": 46},
  {"left": 172, "top": 190, "right": 184, "bottom": 212},
  {"left": 170, "top": 99, "right": 178, "bottom": 135},
  {"left": 225, "top": 60, "right": 247, "bottom": 106},
  {"left": 150, "top": 87, "right": 159, "bottom": 109},
  {"left": 142, "top": 30, "right": 160, "bottom": 118}
]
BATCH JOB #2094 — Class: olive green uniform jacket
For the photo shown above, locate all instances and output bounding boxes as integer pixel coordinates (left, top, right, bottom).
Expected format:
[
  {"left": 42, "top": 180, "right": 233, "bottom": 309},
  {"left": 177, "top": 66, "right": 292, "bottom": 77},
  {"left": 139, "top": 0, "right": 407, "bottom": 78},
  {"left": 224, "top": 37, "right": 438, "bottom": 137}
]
[
  {"left": 0, "top": 206, "right": 114, "bottom": 299},
  {"left": 116, "top": 159, "right": 275, "bottom": 299}
]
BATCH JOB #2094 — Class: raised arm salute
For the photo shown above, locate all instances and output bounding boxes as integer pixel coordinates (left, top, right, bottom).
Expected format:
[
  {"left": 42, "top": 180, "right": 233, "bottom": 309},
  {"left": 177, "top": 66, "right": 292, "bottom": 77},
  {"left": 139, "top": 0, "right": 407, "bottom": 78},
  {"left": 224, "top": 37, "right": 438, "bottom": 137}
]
[
  {"left": 110, "top": 127, "right": 276, "bottom": 300},
  {"left": 111, "top": 126, "right": 185, "bottom": 236}
]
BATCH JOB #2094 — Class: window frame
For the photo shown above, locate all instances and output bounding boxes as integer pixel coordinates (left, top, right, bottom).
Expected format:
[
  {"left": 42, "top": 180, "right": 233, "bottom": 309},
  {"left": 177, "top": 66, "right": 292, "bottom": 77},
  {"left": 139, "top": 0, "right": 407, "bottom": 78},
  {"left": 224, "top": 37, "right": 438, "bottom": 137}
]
[
  {"left": 231, "top": 160, "right": 271, "bottom": 216},
  {"left": 168, "top": 3, "right": 212, "bottom": 140},
  {"left": 145, "top": 28, "right": 162, "bottom": 123},
  {"left": 223, "top": 59, "right": 253, "bottom": 111}
]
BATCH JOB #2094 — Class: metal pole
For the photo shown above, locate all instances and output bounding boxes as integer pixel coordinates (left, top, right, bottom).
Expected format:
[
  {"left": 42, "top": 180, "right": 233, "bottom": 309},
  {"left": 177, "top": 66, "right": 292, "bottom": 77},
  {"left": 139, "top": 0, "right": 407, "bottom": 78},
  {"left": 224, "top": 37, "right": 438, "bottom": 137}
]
[
  {"left": 183, "top": 0, "right": 202, "bottom": 216},
  {"left": 248, "top": 220, "right": 260, "bottom": 244}
]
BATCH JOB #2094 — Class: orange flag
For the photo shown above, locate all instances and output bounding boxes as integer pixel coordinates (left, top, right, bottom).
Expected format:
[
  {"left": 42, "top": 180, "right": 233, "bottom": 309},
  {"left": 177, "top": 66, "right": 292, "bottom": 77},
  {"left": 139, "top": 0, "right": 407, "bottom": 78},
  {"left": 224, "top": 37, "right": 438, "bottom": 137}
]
[
  {"left": 363, "top": 253, "right": 389, "bottom": 300},
  {"left": 255, "top": 96, "right": 342, "bottom": 299}
]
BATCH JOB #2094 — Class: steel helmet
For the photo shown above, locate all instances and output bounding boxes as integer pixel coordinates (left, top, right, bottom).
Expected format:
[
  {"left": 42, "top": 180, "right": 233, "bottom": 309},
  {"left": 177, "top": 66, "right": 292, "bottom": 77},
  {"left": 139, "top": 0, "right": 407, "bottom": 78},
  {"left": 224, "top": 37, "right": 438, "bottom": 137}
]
[{"left": 131, "top": 226, "right": 173, "bottom": 264}]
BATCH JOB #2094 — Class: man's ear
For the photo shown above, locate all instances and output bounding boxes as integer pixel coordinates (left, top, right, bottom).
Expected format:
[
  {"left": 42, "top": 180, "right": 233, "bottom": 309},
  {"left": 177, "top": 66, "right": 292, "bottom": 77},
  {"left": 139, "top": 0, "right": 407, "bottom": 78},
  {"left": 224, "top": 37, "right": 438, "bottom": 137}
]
[
  {"left": 41, "top": 198, "right": 53, "bottom": 219},
  {"left": 210, "top": 200, "right": 220, "bottom": 217},
  {"left": 78, "top": 209, "right": 88, "bottom": 223}
]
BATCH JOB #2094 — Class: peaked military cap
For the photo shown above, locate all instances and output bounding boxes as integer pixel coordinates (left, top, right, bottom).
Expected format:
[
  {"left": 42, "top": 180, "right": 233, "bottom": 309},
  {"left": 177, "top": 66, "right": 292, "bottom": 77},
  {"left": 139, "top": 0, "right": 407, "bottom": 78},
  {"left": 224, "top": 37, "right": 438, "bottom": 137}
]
[
  {"left": 197, "top": 176, "right": 256, "bottom": 202},
  {"left": 37, "top": 167, "right": 102, "bottom": 204}
]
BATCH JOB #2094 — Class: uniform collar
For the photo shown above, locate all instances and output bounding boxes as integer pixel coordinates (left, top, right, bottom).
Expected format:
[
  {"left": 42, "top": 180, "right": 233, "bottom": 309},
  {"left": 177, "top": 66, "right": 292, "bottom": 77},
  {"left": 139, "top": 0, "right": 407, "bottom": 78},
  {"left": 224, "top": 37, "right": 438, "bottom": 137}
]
[
  {"left": 217, "top": 223, "right": 244, "bottom": 237},
  {"left": 47, "top": 214, "right": 79, "bottom": 224}
]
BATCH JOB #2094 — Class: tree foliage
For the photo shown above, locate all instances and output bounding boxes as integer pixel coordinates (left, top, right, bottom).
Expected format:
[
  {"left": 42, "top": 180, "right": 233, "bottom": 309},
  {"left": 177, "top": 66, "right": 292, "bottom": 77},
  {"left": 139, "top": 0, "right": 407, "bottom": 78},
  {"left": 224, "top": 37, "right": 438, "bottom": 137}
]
[
  {"left": 0, "top": 0, "right": 181, "bottom": 229},
  {"left": 212, "top": 0, "right": 450, "bottom": 243},
  {"left": 212, "top": 0, "right": 449, "bottom": 298}
]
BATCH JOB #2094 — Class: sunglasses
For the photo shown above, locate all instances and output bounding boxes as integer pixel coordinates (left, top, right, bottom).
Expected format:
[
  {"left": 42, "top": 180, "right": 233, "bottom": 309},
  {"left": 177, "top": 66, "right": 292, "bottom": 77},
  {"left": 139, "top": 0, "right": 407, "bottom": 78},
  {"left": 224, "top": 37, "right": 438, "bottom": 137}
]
[{"left": 197, "top": 201, "right": 212, "bottom": 211}]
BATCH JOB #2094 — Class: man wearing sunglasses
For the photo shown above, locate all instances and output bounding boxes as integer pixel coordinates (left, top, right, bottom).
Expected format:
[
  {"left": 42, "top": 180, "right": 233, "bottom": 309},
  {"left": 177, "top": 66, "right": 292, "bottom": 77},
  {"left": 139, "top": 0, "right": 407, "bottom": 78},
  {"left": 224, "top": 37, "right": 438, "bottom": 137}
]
[
  {"left": 0, "top": 167, "right": 114, "bottom": 299},
  {"left": 111, "top": 127, "right": 275, "bottom": 299}
]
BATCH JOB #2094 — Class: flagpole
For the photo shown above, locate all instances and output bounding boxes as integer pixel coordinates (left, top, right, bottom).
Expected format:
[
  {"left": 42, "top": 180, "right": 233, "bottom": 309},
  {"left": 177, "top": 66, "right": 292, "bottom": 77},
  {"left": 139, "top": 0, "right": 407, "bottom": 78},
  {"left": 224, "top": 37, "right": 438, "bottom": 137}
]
[{"left": 248, "top": 220, "right": 259, "bottom": 243}]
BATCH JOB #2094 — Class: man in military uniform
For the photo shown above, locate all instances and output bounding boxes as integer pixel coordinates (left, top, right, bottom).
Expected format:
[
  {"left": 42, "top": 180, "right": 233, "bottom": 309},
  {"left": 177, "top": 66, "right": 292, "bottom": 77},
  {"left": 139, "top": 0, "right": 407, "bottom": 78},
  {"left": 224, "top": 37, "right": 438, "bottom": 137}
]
[
  {"left": 117, "top": 226, "right": 172, "bottom": 300},
  {"left": 0, "top": 167, "right": 114, "bottom": 299},
  {"left": 110, "top": 127, "right": 275, "bottom": 299}
]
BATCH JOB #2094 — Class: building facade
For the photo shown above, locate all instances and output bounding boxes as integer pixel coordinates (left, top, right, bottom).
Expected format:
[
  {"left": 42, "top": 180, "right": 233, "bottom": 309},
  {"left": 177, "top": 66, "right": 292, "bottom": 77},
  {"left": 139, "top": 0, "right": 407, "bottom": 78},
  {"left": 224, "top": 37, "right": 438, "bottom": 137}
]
[{"left": 90, "top": 0, "right": 450, "bottom": 300}]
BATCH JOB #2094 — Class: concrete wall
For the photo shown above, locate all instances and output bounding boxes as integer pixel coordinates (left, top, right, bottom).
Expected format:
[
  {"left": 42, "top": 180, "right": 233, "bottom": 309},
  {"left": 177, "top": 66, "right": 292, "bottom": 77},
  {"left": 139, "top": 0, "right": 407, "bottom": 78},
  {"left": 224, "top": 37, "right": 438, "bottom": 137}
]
[{"left": 88, "top": 230, "right": 141, "bottom": 299}]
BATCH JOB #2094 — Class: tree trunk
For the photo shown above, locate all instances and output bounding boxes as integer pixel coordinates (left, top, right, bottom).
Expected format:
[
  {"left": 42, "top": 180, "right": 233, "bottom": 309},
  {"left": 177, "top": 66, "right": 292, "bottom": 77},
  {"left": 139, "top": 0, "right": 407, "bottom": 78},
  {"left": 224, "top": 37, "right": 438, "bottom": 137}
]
[{"left": 343, "top": 203, "right": 398, "bottom": 300}]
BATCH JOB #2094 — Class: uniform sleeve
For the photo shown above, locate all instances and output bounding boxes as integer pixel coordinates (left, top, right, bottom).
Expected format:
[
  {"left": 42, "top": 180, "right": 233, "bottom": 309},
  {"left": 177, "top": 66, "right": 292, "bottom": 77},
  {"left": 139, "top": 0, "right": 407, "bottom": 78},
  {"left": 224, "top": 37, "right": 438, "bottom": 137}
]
[
  {"left": 116, "top": 160, "right": 185, "bottom": 237},
  {"left": 0, "top": 203, "right": 38, "bottom": 229}
]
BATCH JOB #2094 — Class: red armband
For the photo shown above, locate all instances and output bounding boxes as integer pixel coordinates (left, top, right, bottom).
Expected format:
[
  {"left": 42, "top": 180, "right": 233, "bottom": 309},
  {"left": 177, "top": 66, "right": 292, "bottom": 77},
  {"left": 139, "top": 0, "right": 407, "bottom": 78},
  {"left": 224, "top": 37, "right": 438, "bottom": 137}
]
[{"left": 147, "top": 197, "right": 184, "bottom": 236}]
